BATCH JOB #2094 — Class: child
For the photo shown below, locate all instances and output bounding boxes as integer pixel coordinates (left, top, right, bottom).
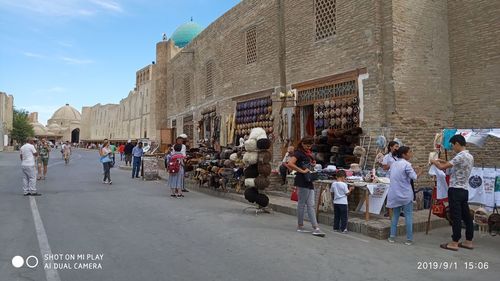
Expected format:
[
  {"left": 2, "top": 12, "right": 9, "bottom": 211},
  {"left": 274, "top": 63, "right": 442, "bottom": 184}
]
[{"left": 330, "top": 170, "right": 354, "bottom": 233}]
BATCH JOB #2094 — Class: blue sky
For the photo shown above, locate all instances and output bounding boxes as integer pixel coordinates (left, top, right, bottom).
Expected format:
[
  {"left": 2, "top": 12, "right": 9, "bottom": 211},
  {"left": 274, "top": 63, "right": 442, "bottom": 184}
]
[{"left": 0, "top": 0, "right": 240, "bottom": 125}]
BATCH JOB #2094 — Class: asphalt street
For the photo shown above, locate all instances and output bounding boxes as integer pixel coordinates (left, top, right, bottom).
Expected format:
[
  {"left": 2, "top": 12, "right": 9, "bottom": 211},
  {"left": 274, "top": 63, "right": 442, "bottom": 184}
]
[{"left": 0, "top": 149, "right": 498, "bottom": 281}]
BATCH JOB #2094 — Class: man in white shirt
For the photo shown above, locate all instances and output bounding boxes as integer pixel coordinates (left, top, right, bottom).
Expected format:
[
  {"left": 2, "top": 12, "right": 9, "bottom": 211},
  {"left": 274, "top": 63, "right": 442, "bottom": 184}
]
[
  {"left": 431, "top": 134, "right": 474, "bottom": 251},
  {"left": 20, "top": 138, "right": 40, "bottom": 196}
]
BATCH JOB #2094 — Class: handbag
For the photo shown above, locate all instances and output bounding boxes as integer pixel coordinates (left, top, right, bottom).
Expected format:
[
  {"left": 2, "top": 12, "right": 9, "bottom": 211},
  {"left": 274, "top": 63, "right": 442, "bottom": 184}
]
[
  {"left": 488, "top": 206, "right": 500, "bottom": 235},
  {"left": 290, "top": 187, "right": 298, "bottom": 202},
  {"left": 100, "top": 155, "right": 112, "bottom": 163},
  {"left": 432, "top": 200, "right": 447, "bottom": 218}
]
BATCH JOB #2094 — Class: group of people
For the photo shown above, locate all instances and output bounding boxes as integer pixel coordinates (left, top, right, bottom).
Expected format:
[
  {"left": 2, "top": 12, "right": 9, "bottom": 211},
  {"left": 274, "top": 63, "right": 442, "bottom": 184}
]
[
  {"left": 19, "top": 138, "right": 73, "bottom": 196},
  {"left": 281, "top": 135, "right": 476, "bottom": 251}
]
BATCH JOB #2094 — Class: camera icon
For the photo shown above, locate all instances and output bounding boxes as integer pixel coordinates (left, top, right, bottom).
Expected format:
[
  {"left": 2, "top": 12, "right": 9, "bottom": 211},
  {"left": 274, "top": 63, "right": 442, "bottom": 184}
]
[{"left": 11, "top": 255, "right": 39, "bottom": 268}]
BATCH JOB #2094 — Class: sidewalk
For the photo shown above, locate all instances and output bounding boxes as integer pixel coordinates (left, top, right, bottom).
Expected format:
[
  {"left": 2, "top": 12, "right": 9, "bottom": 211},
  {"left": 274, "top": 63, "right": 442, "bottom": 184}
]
[{"left": 156, "top": 168, "right": 449, "bottom": 240}]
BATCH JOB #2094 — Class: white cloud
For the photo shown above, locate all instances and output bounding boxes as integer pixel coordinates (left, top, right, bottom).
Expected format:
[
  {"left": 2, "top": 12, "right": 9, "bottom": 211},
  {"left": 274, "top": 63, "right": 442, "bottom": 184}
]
[
  {"left": 23, "top": 52, "right": 47, "bottom": 59},
  {"left": 90, "top": 0, "right": 123, "bottom": 13},
  {"left": 0, "top": 0, "right": 124, "bottom": 18},
  {"left": 60, "top": 57, "right": 94, "bottom": 65}
]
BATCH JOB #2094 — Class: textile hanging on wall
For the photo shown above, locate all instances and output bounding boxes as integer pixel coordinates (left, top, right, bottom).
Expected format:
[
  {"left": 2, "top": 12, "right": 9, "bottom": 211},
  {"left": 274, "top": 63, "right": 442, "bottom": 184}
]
[
  {"left": 483, "top": 168, "right": 497, "bottom": 211},
  {"left": 429, "top": 165, "right": 448, "bottom": 200},
  {"left": 468, "top": 167, "right": 485, "bottom": 204}
]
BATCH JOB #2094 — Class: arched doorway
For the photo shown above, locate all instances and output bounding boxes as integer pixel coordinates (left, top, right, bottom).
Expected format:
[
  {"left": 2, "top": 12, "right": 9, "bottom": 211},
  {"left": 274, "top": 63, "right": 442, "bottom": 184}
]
[{"left": 71, "top": 128, "right": 80, "bottom": 143}]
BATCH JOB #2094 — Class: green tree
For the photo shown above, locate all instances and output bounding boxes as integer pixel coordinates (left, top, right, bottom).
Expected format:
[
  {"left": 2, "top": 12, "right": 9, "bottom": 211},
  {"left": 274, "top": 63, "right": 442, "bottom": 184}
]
[{"left": 11, "top": 108, "right": 34, "bottom": 145}]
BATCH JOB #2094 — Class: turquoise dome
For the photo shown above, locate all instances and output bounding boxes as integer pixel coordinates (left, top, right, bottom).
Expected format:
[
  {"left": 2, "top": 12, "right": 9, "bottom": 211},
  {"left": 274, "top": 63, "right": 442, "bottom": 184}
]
[{"left": 171, "top": 21, "right": 204, "bottom": 48}]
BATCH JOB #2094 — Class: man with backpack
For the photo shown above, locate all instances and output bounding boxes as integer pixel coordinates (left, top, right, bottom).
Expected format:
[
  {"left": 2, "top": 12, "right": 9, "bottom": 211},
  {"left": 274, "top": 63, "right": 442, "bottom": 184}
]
[{"left": 167, "top": 144, "right": 185, "bottom": 198}]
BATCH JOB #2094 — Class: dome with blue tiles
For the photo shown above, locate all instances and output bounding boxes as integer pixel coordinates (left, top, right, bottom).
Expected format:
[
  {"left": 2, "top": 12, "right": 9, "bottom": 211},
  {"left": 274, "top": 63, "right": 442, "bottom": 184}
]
[{"left": 171, "top": 19, "right": 203, "bottom": 48}]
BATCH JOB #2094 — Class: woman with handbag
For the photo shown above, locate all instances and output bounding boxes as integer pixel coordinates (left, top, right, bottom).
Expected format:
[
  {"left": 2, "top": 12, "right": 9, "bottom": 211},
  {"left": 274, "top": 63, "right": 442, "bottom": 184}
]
[
  {"left": 99, "top": 140, "right": 113, "bottom": 185},
  {"left": 287, "top": 136, "right": 325, "bottom": 237}
]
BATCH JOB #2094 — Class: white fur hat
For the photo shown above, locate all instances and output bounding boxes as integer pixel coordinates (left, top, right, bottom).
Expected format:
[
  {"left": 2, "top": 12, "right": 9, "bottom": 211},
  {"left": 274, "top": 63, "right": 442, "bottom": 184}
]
[
  {"left": 243, "top": 151, "right": 259, "bottom": 165},
  {"left": 245, "top": 178, "right": 256, "bottom": 188},
  {"left": 244, "top": 139, "right": 258, "bottom": 152},
  {"left": 249, "top": 127, "right": 267, "bottom": 140},
  {"left": 229, "top": 153, "right": 239, "bottom": 162}
]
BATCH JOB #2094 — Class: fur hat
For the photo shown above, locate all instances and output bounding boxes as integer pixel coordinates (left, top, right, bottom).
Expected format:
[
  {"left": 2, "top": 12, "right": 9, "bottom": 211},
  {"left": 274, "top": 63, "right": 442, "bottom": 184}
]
[
  {"left": 244, "top": 178, "right": 256, "bottom": 188},
  {"left": 254, "top": 175, "right": 270, "bottom": 190},
  {"left": 256, "top": 138, "right": 272, "bottom": 150},
  {"left": 258, "top": 151, "right": 272, "bottom": 164},
  {"left": 224, "top": 160, "right": 234, "bottom": 168},
  {"left": 243, "top": 152, "right": 259, "bottom": 165},
  {"left": 353, "top": 146, "right": 366, "bottom": 157},
  {"left": 244, "top": 164, "right": 259, "bottom": 178},
  {"left": 255, "top": 193, "right": 269, "bottom": 207},
  {"left": 244, "top": 139, "right": 258, "bottom": 152},
  {"left": 211, "top": 166, "right": 219, "bottom": 173},
  {"left": 244, "top": 187, "right": 258, "bottom": 203},
  {"left": 257, "top": 163, "right": 272, "bottom": 177},
  {"left": 229, "top": 153, "right": 239, "bottom": 162},
  {"left": 249, "top": 127, "right": 267, "bottom": 140}
]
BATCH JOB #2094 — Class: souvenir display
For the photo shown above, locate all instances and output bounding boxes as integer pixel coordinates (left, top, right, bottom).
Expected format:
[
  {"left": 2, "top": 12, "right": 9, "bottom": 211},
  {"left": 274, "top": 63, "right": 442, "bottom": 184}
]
[
  {"left": 243, "top": 127, "right": 271, "bottom": 208},
  {"left": 235, "top": 97, "right": 273, "bottom": 138},
  {"left": 313, "top": 96, "right": 360, "bottom": 131}
]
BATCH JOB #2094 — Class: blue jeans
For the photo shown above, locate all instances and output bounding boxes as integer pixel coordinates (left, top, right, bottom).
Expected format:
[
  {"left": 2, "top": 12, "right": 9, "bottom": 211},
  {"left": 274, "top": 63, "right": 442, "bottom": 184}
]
[
  {"left": 390, "top": 201, "right": 413, "bottom": 241},
  {"left": 132, "top": 156, "right": 141, "bottom": 178}
]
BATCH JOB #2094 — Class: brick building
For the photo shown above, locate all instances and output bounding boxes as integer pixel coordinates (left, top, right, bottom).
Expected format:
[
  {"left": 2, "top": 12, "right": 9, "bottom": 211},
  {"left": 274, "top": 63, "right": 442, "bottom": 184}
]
[{"left": 152, "top": 0, "right": 499, "bottom": 175}]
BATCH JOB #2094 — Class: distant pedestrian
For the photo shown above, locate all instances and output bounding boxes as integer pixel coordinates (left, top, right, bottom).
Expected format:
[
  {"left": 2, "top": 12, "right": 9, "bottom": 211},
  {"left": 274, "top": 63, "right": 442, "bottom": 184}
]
[
  {"left": 387, "top": 146, "right": 422, "bottom": 246},
  {"left": 286, "top": 136, "right": 325, "bottom": 237},
  {"left": 132, "top": 142, "right": 144, "bottom": 178},
  {"left": 36, "top": 138, "right": 50, "bottom": 180},
  {"left": 124, "top": 140, "right": 134, "bottom": 166},
  {"left": 177, "top": 135, "right": 189, "bottom": 192},
  {"left": 167, "top": 144, "right": 185, "bottom": 198},
  {"left": 109, "top": 142, "right": 116, "bottom": 166},
  {"left": 20, "top": 138, "right": 40, "bottom": 196},
  {"left": 118, "top": 143, "right": 125, "bottom": 161},
  {"left": 431, "top": 135, "right": 474, "bottom": 251},
  {"left": 63, "top": 141, "right": 71, "bottom": 165},
  {"left": 279, "top": 146, "right": 294, "bottom": 185},
  {"left": 99, "top": 140, "right": 113, "bottom": 184},
  {"left": 330, "top": 170, "right": 353, "bottom": 233}
]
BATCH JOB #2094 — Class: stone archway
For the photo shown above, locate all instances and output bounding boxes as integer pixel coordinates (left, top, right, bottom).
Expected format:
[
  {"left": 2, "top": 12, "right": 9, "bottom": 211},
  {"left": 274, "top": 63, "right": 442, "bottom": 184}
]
[{"left": 71, "top": 128, "right": 80, "bottom": 143}]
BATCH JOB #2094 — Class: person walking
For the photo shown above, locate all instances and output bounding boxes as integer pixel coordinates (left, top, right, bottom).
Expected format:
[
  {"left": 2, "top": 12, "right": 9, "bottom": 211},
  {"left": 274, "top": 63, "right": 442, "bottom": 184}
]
[
  {"left": 109, "top": 142, "right": 116, "bottom": 166},
  {"left": 132, "top": 142, "right": 144, "bottom": 178},
  {"left": 20, "top": 138, "right": 40, "bottom": 196},
  {"left": 386, "top": 146, "right": 422, "bottom": 245},
  {"left": 279, "top": 146, "right": 294, "bottom": 185},
  {"left": 167, "top": 144, "right": 185, "bottom": 198},
  {"left": 118, "top": 143, "right": 125, "bottom": 161},
  {"left": 431, "top": 135, "right": 474, "bottom": 251},
  {"left": 124, "top": 140, "right": 134, "bottom": 166},
  {"left": 99, "top": 140, "right": 113, "bottom": 184},
  {"left": 330, "top": 170, "right": 353, "bottom": 233},
  {"left": 287, "top": 136, "right": 325, "bottom": 237},
  {"left": 63, "top": 141, "right": 71, "bottom": 165},
  {"left": 37, "top": 138, "right": 50, "bottom": 180}
]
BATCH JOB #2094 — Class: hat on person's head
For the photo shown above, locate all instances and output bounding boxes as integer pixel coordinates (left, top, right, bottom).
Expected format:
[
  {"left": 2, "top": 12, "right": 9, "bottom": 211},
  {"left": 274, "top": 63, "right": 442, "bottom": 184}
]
[
  {"left": 127, "top": 139, "right": 131, "bottom": 143},
  {"left": 179, "top": 134, "right": 188, "bottom": 139}
]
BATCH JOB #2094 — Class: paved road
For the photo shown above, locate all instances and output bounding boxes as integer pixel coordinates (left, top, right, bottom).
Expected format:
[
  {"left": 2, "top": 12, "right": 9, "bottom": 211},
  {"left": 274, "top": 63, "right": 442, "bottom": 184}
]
[{"left": 0, "top": 150, "right": 498, "bottom": 281}]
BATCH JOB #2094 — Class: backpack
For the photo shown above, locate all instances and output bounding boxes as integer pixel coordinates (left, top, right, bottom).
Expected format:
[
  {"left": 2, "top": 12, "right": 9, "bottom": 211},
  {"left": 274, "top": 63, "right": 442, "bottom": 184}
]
[{"left": 167, "top": 154, "right": 184, "bottom": 174}]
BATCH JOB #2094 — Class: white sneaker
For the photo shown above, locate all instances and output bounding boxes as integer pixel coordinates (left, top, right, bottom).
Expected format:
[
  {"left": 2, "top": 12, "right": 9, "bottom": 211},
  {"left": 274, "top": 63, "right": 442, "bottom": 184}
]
[
  {"left": 404, "top": 240, "right": 413, "bottom": 246},
  {"left": 342, "top": 229, "right": 348, "bottom": 234},
  {"left": 297, "top": 227, "right": 312, "bottom": 233},
  {"left": 312, "top": 228, "right": 325, "bottom": 237},
  {"left": 388, "top": 237, "right": 395, "bottom": 243}
]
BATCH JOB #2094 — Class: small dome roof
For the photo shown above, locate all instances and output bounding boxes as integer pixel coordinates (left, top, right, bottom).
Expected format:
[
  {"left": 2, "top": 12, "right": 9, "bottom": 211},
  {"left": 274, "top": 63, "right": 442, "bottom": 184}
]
[
  {"left": 32, "top": 123, "right": 48, "bottom": 136},
  {"left": 50, "top": 104, "right": 81, "bottom": 122},
  {"left": 171, "top": 20, "right": 203, "bottom": 48}
]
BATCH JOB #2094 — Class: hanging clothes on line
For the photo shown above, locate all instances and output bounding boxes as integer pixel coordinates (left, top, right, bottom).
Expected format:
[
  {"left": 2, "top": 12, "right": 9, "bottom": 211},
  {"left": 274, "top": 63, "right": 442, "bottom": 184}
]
[{"left": 429, "top": 165, "right": 448, "bottom": 200}]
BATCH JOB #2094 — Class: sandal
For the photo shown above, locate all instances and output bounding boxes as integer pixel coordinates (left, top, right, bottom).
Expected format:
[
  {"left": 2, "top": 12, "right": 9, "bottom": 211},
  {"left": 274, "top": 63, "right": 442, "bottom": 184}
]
[
  {"left": 440, "top": 243, "right": 458, "bottom": 251},
  {"left": 458, "top": 242, "right": 474, "bottom": 250}
]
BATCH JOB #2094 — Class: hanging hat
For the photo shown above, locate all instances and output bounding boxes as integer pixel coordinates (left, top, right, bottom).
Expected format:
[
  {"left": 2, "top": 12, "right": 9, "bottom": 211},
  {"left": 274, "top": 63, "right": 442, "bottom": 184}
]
[
  {"left": 244, "top": 178, "right": 256, "bottom": 188},
  {"left": 244, "top": 139, "right": 258, "bottom": 152},
  {"left": 257, "top": 163, "right": 272, "bottom": 177},
  {"left": 258, "top": 151, "right": 272, "bottom": 164},
  {"left": 331, "top": 146, "right": 339, "bottom": 153},
  {"left": 244, "top": 164, "right": 259, "bottom": 178},
  {"left": 244, "top": 187, "right": 258, "bottom": 203},
  {"left": 254, "top": 175, "right": 270, "bottom": 190},
  {"left": 256, "top": 138, "right": 271, "bottom": 150},
  {"left": 353, "top": 146, "right": 366, "bottom": 157},
  {"left": 255, "top": 193, "right": 269, "bottom": 207},
  {"left": 243, "top": 152, "right": 259, "bottom": 165},
  {"left": 249, "top": 127, "right": 267, "bottom": 140}
]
